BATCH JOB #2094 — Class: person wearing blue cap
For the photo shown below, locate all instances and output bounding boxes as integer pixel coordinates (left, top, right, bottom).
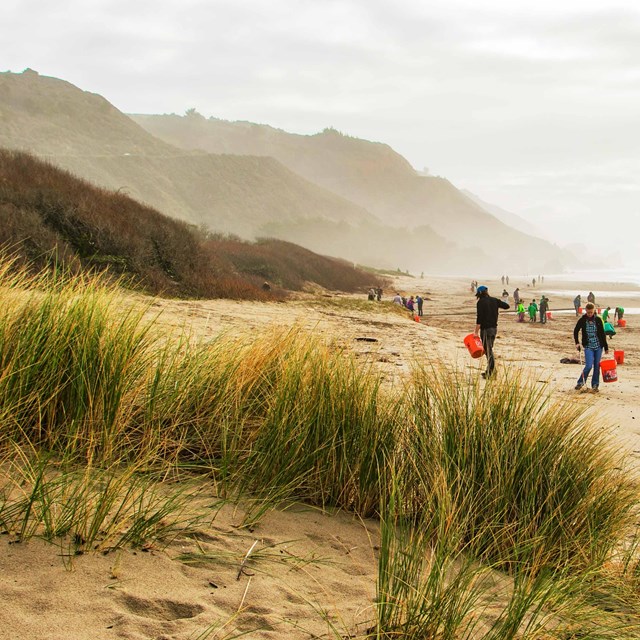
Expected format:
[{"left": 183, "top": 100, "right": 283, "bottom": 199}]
[{"left": 474, "top": 285, "right": 510, "bottom": 379}]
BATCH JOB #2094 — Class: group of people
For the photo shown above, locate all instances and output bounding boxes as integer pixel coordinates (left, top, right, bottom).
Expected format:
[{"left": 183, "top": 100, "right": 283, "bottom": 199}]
[
  {"left": 474, "top": 284, "right": 620, "bottom": 392},
  {"left": 501, "top": 286, "right": 550, "bottom": 324},
  {"left": 367, "top": 287, "right": 383, "bottom": 301},
  {"left": 392, "top": 293, "right": 424, "bottom": 316},
  {"left": 515, "top": 295, "right": 550, "bottom": 323},
  {"left": 500, "top": 274, "right": 545, "bottom": 287}
]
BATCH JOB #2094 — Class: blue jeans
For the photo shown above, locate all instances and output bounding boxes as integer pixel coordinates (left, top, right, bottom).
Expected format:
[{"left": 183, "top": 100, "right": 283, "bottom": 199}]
[{"left": 578, "top": 347, "right": 603, "bottom": 387}]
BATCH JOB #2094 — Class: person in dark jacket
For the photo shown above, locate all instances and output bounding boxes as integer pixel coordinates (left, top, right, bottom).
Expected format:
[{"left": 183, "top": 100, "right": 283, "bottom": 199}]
[
  {"left": 573, "top": 302, "right": 609, "bottom": 392},
  {"left": 474, "top": 285, "right": 510, "bottom": 379}
]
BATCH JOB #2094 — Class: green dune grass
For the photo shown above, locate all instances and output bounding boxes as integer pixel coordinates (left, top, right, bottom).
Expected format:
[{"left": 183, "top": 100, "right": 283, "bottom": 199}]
[{"left": 1, "top": 258, "right": 639, "bottom": 637}]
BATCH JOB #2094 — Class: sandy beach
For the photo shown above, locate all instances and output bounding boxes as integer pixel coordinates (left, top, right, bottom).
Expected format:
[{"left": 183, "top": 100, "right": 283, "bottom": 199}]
[{"left": 2, "top": 272, "right": 639, "bottom": 640}]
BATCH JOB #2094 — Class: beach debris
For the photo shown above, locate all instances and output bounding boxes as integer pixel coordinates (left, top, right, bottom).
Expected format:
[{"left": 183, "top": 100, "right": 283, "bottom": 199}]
[
  {"left": 237, "top": 539, "right": 259, "bottom": 580},
  {"left": 355, "top": 337, "right": 378, "bottom": 342}
]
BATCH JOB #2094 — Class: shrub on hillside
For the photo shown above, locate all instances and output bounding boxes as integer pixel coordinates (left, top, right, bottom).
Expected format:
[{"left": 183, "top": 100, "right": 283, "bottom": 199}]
[{"left": 0, "top": 149, "right": 383, "bottom": 299}]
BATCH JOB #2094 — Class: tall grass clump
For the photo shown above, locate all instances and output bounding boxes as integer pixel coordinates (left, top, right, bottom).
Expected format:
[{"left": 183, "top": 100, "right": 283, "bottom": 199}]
[
  {"left": 407, "top": 365, "right": 639, "bottom": 574},
  {"left": 0, "top": 450, "right": 204, "bottom": 553},
  {"left": 228, "top": 330, "right": 396, "bottom": 520},
  {"left": 0, "top": 262, "right": 157, "bottom": 463}
]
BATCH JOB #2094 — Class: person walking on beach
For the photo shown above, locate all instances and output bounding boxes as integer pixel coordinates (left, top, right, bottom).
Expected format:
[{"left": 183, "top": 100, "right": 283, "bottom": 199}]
[
  {"left": 513, "top": 287, "right": 520, "bottom": 306},
  {"left": 393, "top": 293, "right": 402, "bottom": 305},
  {"left": 574, "top": 302, "right": 609, "bottom": 392},
  {"left": 516, "top": 300, "right": 526, "bottom": 322},
  {"left": 474, "top": 285, "right": 510, "bottom": 379},
  {"left": 528, "top": 299, "right": 538, "bottom": 322},
  {"left": 603, "top": 306, "right": 611, "bottom": 324},
  {"left": 416, "top": 295, "right": 424, "bottom": 317},
  {"left": 539, "top": 295, "right": 548, "bottom": 324},
  {"left": 501, "top": 289, "right": 509, "bottom": 304},
  {"left": 587, "top": 291, "right": 595, "bottom": 304},
  {"left": 573, "top": 294, "right": 582, "bottom": 316}
]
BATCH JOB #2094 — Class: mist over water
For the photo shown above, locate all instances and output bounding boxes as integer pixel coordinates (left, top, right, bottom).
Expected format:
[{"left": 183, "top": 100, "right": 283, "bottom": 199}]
[{"left": 542, "top": 268, "right": 640, "bottom": 286}]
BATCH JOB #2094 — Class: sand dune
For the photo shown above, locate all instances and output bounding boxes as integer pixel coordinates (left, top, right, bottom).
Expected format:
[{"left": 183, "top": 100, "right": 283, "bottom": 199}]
[{"left": 2, "top": 273, "right": 639, "bottom": 639}]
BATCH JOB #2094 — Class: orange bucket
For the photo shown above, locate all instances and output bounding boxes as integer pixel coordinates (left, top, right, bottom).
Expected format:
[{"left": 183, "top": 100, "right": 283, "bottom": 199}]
[
  {"left": 614, "top": 350, "right": 624, "bottom": 364},
  {"left": 600, "top": 358, "right": 618, "bottom": 383},
  {"left": 546, "top": 311, "right": 552, "bottom": 319},
  {"left": 464, "top": 333, "right": 484, "bottom": 358},
  {"left": 578, "top": 307, "right": 583, "bottom": 314},
  {"left": 413, "top": 315, "right": 420, "bottom": 322},
  {"left": 597, "top": 307, "right": 602, "bottom": 314},
  {"left": 618, "top": 318, "right": 627, "bottom": 327}
]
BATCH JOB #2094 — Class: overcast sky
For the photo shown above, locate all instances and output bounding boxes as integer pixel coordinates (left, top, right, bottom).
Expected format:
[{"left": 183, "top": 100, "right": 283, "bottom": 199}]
[{"left": 4, "top": 0, "right": 640, "bottom": 265}]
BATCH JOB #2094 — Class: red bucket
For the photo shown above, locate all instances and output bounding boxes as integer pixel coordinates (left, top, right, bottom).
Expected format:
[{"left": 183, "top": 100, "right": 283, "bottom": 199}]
[
  {"left": 413, "top": 315, "right": 420, "bottom": 322},
  {"left": 597, "top": 307, "right": 602, "bottom": 314},
  {"left": 464, "top": 333, "right": 484, "bottom": 359},
  {"left": 614, "top": 350, "right": 624, "bottom": 364},
  {"left": 618, "top": 318, "right": 627, "bottom": 327},
  {"left": 600, "top": 358, "right": 618, "bottom": 383},
  {"left": 546, "top": 311, "right": 552, "bottom": 319},
  {"left": 578, "top": 307, "right": 583, "bottom": 314}
]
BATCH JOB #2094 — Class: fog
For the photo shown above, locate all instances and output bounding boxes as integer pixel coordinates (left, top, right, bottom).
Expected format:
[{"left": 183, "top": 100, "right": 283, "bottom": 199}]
[{"left": 3, "top": 0, "right": 639, "bottom": 268}]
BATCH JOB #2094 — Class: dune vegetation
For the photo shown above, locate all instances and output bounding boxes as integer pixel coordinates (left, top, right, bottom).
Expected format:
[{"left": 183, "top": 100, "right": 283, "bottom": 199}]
[
  {"left": 1, "top": 257, "right": 640, "bottom": 638},
  {"left": 0, "top": 148, "right": 384, "bottom": 300}
]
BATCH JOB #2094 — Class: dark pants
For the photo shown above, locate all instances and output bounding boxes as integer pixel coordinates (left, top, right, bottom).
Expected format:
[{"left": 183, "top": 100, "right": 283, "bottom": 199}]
[
  {"left": 481, "top": 327, "right": 497, "bottom": 377},
  {"left": 417, "top": 304, "right": 423, "bottom": 316}
]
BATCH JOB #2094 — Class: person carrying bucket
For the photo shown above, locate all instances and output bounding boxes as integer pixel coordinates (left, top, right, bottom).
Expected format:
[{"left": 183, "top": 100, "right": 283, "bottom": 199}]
[
  {"left": 474, "top": 285, "right": 510, "bottom": 379},
  {"left": 574, "top": 302, "right": 609, "bottom": 392},
  {"left": 573, "top": 294, "right": 582, "bottom": 316},
  {"left": 539, "top": 295, "right": 549, "bottom": 324}
]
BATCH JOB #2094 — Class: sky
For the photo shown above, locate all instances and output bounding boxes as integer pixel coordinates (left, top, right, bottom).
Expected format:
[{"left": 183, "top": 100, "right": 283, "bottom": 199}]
[{"left": 3, "top": 0, "right": 640, "bottom": 264}]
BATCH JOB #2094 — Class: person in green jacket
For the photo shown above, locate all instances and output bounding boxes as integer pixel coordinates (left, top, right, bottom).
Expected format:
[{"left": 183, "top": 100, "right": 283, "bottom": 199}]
[
  {"left": 517, "top": 301, "right": 526, "bottom": 322},
  {"left": 614, "top": 306, "right": 625, "bottom": 322},
  {"left": 602, "top": 306, "right": 611, "bottom": 324},
  {"left": 528, "top": 299, "right": 538, "bottom": 322}
]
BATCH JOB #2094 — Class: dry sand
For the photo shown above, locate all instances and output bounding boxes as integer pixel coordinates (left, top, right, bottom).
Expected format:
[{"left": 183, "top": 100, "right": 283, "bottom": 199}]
[{"left": 2, "top": 273, "right": 639, "bottom": 639}]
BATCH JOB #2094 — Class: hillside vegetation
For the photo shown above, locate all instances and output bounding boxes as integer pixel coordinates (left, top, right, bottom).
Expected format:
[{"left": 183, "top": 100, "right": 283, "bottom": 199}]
[{"left": 0, "top": 149, "right": 384, "bottom": 298}]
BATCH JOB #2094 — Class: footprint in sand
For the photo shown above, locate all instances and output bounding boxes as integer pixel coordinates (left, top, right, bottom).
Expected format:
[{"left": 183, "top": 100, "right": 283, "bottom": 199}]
[{"left": 118, "top": 594, "right": 204, "bottom": 621}]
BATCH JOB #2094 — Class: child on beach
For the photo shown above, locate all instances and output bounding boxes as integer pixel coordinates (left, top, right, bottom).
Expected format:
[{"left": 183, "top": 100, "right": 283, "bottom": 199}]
[
  {"left": 528, "top": 299, "right": 538, "bottom": 322},
  {"left": 517, "top": 300, "right": 526, "bottom": 322}
]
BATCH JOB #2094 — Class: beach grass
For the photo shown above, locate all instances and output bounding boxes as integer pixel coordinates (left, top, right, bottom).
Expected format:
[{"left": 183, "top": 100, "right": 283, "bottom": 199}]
[{"left": 1, "top": 258, "right": 640, "bottom": 636}]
